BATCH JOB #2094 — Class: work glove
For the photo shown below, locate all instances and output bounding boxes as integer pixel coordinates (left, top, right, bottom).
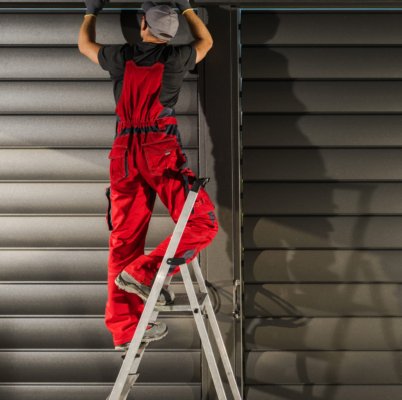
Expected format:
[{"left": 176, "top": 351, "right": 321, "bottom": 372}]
[
  {"left": 85, "top": 0, "right": 108, "bottom": 15},
  {"left": 174, "top": 0, "right": 192, "bottom": 13}
]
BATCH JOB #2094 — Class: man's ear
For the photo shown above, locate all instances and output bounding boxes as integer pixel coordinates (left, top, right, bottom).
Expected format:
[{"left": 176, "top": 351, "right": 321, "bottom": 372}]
[{"left": 141, "top": 15, "right": 147, "bottom": 31}]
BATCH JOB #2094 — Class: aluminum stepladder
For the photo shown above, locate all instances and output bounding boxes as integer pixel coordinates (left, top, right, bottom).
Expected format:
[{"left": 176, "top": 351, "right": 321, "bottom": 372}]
[{"left": 107, "top": 177, "right": 242, "bottom": 400}]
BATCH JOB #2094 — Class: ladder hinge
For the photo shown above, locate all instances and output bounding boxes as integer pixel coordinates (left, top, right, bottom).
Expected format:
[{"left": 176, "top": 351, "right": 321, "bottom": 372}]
[{"left": 167, "top": 257, "right": 186, "bottom": 266}]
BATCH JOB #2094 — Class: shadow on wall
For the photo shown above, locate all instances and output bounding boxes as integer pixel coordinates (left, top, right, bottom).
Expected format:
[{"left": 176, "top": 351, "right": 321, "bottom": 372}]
[
  {"left": 237, "top": 11, "right": 400, "bottom": 400},
  {"left": 238, "top": 12, "right": 331, "bottom": 399}
]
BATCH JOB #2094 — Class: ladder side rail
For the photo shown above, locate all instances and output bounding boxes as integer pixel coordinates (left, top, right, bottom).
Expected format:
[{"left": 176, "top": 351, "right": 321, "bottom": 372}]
[
  {"left": 203, "top": 296, "right": 242, "bottom": 400},
  {"left": 108, "top": 187, "right": 201, "bottom": 400},
  {"left": 109, "top": 265, "right": 170, "bottom": 400},
  {"left": 191, "top": 258, "right": 242, "bottom": 400},
  {"left": 180, "top": 263, "right": 228, "bottom": 400},
  {"left": 127, "top": 310, "right": 159, "bottom": 376},
  {"left": 190, "top": 255, "right": 209, "bottom": 293}
]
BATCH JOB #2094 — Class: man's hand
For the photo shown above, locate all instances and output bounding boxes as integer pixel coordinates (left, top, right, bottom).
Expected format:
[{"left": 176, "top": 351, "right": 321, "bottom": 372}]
[
  {"left": 174, "top": 0, "right": 192, "bottom": 13},
  {"left": 85, "top": 0, "right": 108, "bottom": 15}
]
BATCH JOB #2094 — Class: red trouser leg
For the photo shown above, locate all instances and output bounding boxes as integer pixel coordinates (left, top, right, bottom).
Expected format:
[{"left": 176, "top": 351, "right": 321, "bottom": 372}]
[
  {"left": 123, "top": 129, "right": 219, "bottom": 286},
  {"left": 105, "top": 140, "right": 156, "bottom": 345}
]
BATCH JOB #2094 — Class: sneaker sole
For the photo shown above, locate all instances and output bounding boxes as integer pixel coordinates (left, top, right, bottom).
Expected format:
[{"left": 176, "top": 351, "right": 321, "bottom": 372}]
[
  {"left": 115, "top": 273, "right": 173, "bottom": 307},
  {"left": 141, "top": 326, "right": 169, "bottom": 343}
]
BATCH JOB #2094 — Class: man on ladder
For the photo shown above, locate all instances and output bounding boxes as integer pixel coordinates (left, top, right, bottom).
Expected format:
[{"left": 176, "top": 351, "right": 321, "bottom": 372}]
[{"left": 78, "top": 1, "right": 218, "bottom": 351}]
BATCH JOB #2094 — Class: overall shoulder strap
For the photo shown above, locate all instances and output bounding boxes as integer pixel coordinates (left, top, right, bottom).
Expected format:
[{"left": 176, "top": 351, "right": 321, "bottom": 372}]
[{"left": 122, "top": 44, "right": 135, "bottom": 64}]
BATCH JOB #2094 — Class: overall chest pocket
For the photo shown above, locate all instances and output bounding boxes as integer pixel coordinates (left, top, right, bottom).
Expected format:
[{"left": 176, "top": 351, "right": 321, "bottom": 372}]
[
  {"left": 142, "top": 137, "right": 185, "bottom": 175},
  {"left": 108, "top": 144, "right": 129, "bottom": 183}
]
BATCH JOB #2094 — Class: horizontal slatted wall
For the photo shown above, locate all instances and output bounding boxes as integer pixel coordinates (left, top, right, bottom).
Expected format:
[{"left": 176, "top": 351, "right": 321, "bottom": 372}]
[
  {"left": 241, "top": 10, "right": 402, "bottom": 400},
  {"left": 0, "top": 10, "right": 201, "bottom": 400}
]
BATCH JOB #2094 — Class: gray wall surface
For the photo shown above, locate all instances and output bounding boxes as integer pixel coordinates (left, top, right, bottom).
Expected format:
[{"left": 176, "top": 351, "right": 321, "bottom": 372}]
[
  {"left": 0, "top": 8, "right": 203, "bottom": 400},
  {"left": 4, "top": 3, "right": 402, "bottom": 400},
  {"left": 241, "top": 9, "right": 402, "bottom": 400}
]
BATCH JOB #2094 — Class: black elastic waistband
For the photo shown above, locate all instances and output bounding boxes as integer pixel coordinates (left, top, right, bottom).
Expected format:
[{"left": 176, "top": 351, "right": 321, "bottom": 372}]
[
  {"left": 116, "top": 107, "right": 176, "bottom": 123},
  {"left": 116, "top": 123, "right": 178, "bottom": 137}
]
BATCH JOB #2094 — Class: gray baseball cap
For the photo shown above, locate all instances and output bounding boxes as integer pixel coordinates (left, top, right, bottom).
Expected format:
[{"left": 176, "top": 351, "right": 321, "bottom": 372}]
[{"left": 142, "top": 2, "right": 179, "bottom": 41}]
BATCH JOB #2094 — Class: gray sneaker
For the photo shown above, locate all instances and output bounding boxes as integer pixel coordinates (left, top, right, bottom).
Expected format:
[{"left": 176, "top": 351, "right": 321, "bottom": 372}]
[
  {"left": 114, "top": 322, "right": 169, "bottom": 351},
  {"left": 115, "top": 270, "right": 175, "bottom": 306}
]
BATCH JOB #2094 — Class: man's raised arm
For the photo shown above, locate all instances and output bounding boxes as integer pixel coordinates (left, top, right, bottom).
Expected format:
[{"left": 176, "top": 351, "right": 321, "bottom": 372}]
[
  {"left": 175, "top": 1, "right": 214, "bottom": 64},
  {"left": 78, "top": 0, "right": 108, "bottom": 64}
]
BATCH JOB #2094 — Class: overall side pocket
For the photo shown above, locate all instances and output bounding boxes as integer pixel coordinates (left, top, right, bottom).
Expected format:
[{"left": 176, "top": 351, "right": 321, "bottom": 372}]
[
  {"left": 105, "top": 185, "right": 113, "bottom": 231},
  {"left": 142, "top": 137, "right": 185, "bottom": 175},
  {"left": 108, "top": 144, "right": 129, "bottom": 183}
]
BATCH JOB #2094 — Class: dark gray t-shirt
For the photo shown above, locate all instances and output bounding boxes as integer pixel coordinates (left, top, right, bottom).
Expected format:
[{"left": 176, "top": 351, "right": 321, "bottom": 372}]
[{"left": 98, "top": 41, "right": 196, "bottom": 107}]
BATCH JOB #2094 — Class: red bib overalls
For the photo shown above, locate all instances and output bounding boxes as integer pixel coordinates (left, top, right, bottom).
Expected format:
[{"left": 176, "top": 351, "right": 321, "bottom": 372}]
[{"left": 104, "top": 59, "right": 219, "bottom": 346}]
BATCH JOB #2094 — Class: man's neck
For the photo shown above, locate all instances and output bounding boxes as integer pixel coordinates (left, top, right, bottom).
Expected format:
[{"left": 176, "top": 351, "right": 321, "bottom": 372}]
[{"left": 142, "top": 37, "right": 167, "bottom": 45}]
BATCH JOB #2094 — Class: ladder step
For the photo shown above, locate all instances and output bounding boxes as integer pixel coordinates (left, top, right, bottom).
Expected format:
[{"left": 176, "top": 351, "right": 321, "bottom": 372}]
[
  {"left": 155, "top": 292, "right": 208, "bottom": 312},
  {"left": 120, "top": 342, "right": 147, "bottom": 359}
]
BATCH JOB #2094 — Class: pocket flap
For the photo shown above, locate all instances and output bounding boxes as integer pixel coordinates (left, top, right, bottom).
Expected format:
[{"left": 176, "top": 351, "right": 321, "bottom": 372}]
[{"left": 108, "top": 144, "right": 127, "bottom": 159}]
